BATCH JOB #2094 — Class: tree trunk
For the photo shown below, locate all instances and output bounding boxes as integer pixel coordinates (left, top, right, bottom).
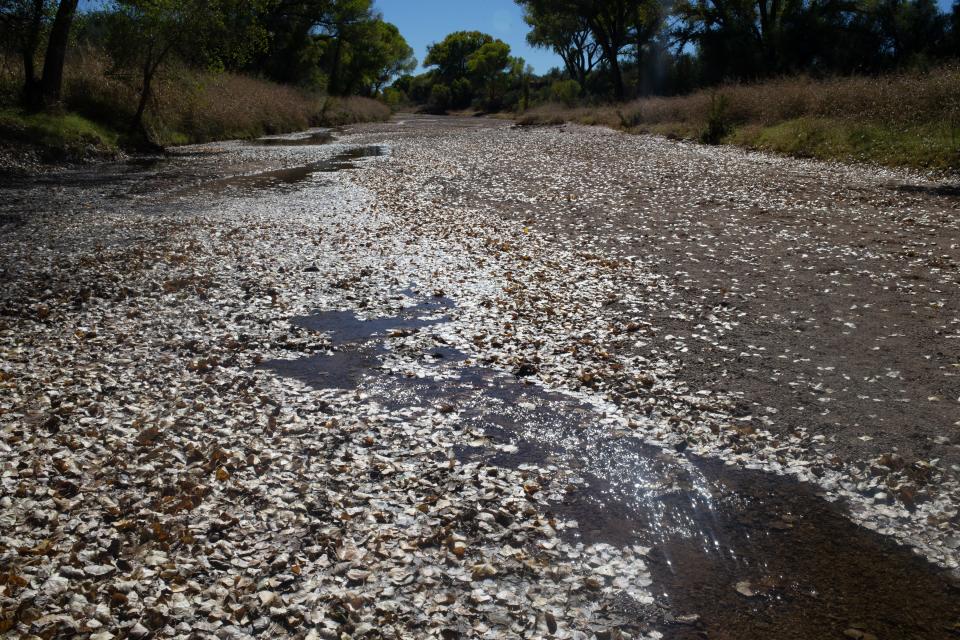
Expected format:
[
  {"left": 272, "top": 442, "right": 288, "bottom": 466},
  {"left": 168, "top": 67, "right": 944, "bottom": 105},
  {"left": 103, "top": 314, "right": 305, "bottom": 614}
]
[
  {"left": 635, "top": 45, "right": 644, "bottom": 96},
  {"left": 131, "top": 64, "right": 155, "bottom": 137},
  {"left": 609, "top": 55, "right": 624, "bottom": 101},
  {"left": 21, "top": 0, "right": 46, "bottom": 109},
  {"left": 328, "top": 37, "right": 343, "bottom": 95},
  {"left": 34, "top": 0, "right": 79, "bottom": 110},
  {"left": 588, "top": 18, "right": 625, "bottom": 101}
]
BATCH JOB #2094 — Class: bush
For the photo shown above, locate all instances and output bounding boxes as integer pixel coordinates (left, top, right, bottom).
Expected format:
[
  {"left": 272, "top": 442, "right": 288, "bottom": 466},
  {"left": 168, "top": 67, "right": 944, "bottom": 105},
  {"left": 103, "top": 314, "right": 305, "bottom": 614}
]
[
  {"left": 1, "top": 49, "right": 390, "bottom": 148},
  {"left": 381, "top": 87, "right": 407, "bottom": 109},
  {"left": 550, "top": 79, "right": 581, "bottom": 107},
  {"left": 429, "top": 83, "right": 451, "bottom": 113},
  {"left": 700, "top": 93, "right": 731, "bottom": 144},
  {"left": 515, "top": 66, "right": 960, "bottom": 169},
  {"left": 451, "top": 78, "right": 473, "bottom": 110}
]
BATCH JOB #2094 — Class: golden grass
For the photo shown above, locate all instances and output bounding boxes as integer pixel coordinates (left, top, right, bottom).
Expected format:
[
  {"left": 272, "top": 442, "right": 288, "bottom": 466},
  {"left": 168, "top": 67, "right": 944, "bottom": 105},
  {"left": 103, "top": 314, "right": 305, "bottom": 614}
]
[
  {"left": 517, "top": 68, "right": 960, "bottom": 169},
  {"left": 1, "top": 49, "right": 391, "bottom": 148}
]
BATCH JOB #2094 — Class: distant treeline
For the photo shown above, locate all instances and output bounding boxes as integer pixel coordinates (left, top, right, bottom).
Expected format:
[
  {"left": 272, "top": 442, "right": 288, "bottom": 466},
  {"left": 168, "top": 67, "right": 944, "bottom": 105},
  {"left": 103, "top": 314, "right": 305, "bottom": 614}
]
[
  {"left": 0, "top": 0, "right": 414, "bottom": 139},
  {"left": 392, "top": 0, "right": 960, "bottom": 112}
]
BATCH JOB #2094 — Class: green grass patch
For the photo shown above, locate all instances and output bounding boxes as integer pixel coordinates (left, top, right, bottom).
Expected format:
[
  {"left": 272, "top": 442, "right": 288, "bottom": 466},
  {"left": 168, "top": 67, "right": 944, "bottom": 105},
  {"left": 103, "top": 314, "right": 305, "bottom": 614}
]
[
  {"left": 728, "top": 117, "right": 960, "bottom": 170},
  {"left": 0, "top": 108, "right": 120, "bottom": 158}
]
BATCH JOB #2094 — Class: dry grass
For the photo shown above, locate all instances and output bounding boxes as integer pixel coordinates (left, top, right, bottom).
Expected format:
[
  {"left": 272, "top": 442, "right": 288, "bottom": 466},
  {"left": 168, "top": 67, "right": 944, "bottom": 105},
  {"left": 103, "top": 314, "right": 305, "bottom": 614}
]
[
  {"left": 320, "top": 96, "right": 391, "bottom": 127},
  {"left": 517, "top": 68, "right": 960, "bottom": 169},
  {"left": 1, "top": 49, "right": 390, "bottom": 149},
  {"left": 521, "top": 68, "right": 960, "bottom": 128}
]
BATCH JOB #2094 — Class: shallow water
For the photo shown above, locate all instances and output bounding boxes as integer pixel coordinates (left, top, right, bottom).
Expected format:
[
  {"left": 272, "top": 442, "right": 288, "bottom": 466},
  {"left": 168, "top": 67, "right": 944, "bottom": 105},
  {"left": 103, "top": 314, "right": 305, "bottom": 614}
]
[
  {"left": 253, "top": 130, "right": 335, "bottom": 146},
  {"left": 266, "top": 299, "right": 960, "bottom": 639},
  {"left": 193, "top": 145, "right": 387, "bottom": 196}
]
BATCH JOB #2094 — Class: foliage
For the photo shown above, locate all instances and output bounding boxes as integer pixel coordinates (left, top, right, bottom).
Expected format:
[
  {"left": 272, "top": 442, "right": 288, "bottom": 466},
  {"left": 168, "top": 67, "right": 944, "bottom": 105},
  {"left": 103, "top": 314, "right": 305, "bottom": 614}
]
[
  {"left": 551, "top": 78, "right": 581, "bottom": 106},
  {"left": 2, "top": 0, "right": 82, "bottom": 109},
  {"left": 513, "top": 0, "right": 960, "bottom": 105},
  {"left": 428, "top": 83, "right": 450, "bottom": 112},
  {"left": 401, "top": 30, "right": 531, "bottom": 113},
  {"left": 520, "top": 0, "right": 600, "bottom": 86},
  {"left": 0, "top": 106, "right": 119, "bottom": 156},
  {"left": 244, "top": 0, "right": 413, "bottom": 97},
  {"left": 700, "top": 92, "right": 730, "bottom": 144},
  {"left": 424, "top": 31, "right": 493, "bottom": 82},
  {"left": 517, "top": 66, "right": 960, "bottom": 169}
]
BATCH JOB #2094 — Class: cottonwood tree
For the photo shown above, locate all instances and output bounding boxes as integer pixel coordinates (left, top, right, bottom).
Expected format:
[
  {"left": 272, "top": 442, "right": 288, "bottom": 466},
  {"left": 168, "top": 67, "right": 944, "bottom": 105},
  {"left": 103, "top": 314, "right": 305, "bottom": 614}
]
[
  {"left": 2, "top": 0, "right": 82, "bottom": 109},
  {"left": 518, "top": 0, "right": 600, "bottom": 87},
  {"left": 246, "top": 0, "right": 412, "bottom": 95},
  {"left": 466, "top": 40, "right": 511, "bottom": 108},
  {"left": 424, "top": 31, "right": 494, "bottom": 83},
  {"left": 320, "top": 8, "right": 415, "bottom": 95},
  {"left": 516, "top": 0, "right": 663, "bottom": 100},
  {"left": 104, "top": 0, "right": 269, "bottom": 139},
  {"left": 363, "top": 20, "right": 416, "bottom": 95}
]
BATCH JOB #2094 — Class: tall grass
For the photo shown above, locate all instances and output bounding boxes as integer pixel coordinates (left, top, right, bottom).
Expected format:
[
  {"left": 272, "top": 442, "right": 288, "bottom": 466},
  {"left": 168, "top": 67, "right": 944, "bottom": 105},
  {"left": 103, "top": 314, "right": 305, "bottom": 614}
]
[
  {"left": 1, "top": 48, "right": 390, "bottom": 150},
  {"left": 518, "top": 68, "right": 960, "bottom": 170}
]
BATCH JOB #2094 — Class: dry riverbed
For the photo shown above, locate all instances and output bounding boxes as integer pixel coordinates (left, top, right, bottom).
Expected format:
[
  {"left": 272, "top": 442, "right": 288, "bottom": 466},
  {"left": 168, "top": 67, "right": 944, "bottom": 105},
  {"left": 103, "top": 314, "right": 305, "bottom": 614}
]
[{"left": 1, "top": 116, "right": 959, "bottom": 639}]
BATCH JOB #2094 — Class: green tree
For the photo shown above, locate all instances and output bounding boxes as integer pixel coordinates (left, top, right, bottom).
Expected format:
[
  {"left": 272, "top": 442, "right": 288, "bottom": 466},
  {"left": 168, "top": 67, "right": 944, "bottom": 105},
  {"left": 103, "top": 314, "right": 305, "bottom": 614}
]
[
  {"left": 428, "top": 82, "right": 450, "bottom": 112},
  {"left": 105, "top": 0, "right": 269, "bottom": 138},
  {"left": 868, "top": 0, "right": 949, "bottom": 63},
  {"left": 517, "top": 0, "right": 600, "bottom": 86},
  {"left": 1, "top": 0, "right": 48, "bottom": 103},
  {"left": 333, "top": 16, "right": 415, "bottom": 95},
  {"left": 516, "top": 0, "right": 662, "bottom": 100},
  {"left": 2, "top": 0, "right": 82, "bottom": 109},
  {"left": 952, "top": 1, "right": 960, "bottom": 55},
  {"left": 424, "top": 30, "right": 493, "bottom": 82},
  {"left": 551, "top": 78, "right": 581, "bottom": 105},
  {"left": 467, "top": 39, "right": 511, "bottom": 107},
  {"left": 315, "top": 0, "right": 374, "bottom": 94}
]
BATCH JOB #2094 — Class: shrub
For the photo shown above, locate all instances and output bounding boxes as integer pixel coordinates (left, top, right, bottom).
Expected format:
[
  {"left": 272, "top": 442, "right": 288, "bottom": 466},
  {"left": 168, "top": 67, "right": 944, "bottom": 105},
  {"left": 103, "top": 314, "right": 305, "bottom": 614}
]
[
  {"left": 1, "top": 49, "right": 390, "bottom": 148},
  {"left": 700, "top": 93, "right": 731, "bottom": 144},
  {"left": 451, "top": 78, "right": 473, "bottom": 110},
  {"left": 381, "top": 87, "right": 407, "bottom": 109},
  {"left": 428, "top": 83, "right": 451, "bottom": 113},
  {"left": 550, "top": 79, "right": 581, "bottom": 107}
]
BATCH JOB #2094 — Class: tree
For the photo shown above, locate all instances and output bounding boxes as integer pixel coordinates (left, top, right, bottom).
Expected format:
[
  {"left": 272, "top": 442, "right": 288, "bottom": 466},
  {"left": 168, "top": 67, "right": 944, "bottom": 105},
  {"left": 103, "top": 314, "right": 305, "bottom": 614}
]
[
  {"left": 36, "top": 0, "right": 78, "bottom": 107},
  {"left": 673, "top": 0, "right": 808, "bottom": 80},
  {"left": 1, "top": 0, "right": 47, "bottom": 105},
  {"left": 2, "top": 0, "right": 82, "bottom": 109},
  {"left": 105, "top": 0, "right": 269, "bottom": 139},
  {"left": 315, "top": 0, "right": 374, "bottom": 95},
  {"left": 467, "top": 40, "right": 512, "bottom": 108},
  {"left": 629, "top": 0, "right": 663, "bottom": 94},
  {"left": 867, "top": 0, "right": 949, "bottom": 64},
  {"left": 366, "top": 20, "right": 416, "bottom": 94},
  {"left": 517, "top": 0, "right": 662, "bottom": 100},
  {"left": 518, "top": 0, "right": 600, "bottom": 87},
  {"left": 952, "top": 1, "right": 960, "bottom": 55},
  {"left": 424, "top": 31, "right": 493, "bottom": 82},
  {"left": 571, "top": 0, "right": 637, "bottom": 100},
  {"left": 328, "top": 15, "right": 415, "bottom": 95}
]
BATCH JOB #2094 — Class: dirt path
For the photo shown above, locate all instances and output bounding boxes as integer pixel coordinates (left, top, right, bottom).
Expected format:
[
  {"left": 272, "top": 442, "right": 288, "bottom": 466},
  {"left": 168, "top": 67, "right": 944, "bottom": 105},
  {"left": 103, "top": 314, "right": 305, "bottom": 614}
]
[{"left": 1, "top": 116, "right": 959, "bottom": 639}]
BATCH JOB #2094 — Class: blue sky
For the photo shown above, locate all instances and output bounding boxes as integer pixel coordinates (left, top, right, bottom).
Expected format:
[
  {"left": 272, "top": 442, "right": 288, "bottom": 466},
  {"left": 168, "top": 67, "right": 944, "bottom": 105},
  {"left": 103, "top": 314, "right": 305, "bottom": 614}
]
[
  {"left": 79, "top": 0, "right": 956, "bottom": 75},
  {"left": 376, "top": 0, "right": 563, "bottom": 74},
  {"left": 375, "top": 0, "right": 957, "bottom": 74}
]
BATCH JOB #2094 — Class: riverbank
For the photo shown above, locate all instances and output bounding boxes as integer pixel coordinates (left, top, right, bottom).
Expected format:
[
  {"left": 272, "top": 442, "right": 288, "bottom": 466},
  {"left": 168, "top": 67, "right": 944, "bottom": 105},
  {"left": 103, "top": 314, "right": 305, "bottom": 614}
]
[
  {"left": 516, "top": 68, "right": 960, "bottom": 171},
  {"left": 0, "top": 53, "right": 390, "bottom": 168}
]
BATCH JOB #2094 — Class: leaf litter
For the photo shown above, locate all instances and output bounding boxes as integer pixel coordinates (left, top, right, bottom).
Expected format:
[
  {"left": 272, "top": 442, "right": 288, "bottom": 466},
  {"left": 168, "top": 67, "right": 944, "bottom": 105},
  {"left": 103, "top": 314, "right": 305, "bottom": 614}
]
[{"left": 1, "top": 116, "right": 959, "bottom": 639}]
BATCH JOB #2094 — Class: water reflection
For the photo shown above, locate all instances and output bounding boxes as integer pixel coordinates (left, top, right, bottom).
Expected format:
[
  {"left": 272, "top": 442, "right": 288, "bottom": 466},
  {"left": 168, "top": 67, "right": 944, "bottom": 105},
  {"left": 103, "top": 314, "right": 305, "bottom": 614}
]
[{"left": 262, "top": 293, "right": 960, "bottom": 639}]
